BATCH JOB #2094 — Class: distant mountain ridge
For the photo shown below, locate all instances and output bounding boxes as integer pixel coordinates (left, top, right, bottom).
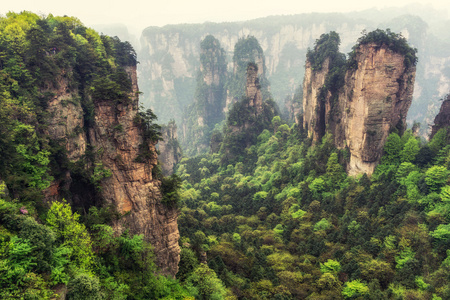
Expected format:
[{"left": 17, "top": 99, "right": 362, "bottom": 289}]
[{"left": 134, "top": 6, "right": 450, "bottom": 140}]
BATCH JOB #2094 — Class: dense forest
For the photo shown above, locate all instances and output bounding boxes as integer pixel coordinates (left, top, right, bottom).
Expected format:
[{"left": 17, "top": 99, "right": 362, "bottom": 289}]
[
  {"left": 0, "top": 10, "right": 450, "bottom": 300},
  {"left": 173, "top": 31, "right": 450, "bottom": 299},
  {"left": 177, "top": 123, "right": 450, "bottom": 299}
]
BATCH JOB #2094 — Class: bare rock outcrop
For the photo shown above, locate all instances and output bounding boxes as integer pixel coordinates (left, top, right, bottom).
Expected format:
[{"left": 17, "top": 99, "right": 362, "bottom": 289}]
[
  {"left": 430, "top": 94, "right": 450, "bottom": 139},
  {"left": 246, "top": 63, "right": 263, "bottom": 113},
  {"left": 44, "top": 73, "right": 87, "bottom": 162},
  {"left": 89, "top": 65, "right": 180, "bottom": 276},
  {"left": 158, "top": 122, "right": 182, "bottom": 176},
  {"left": 335, "top": 43, "right": 415, "bottom": 175},
  {"left": 44, "top": 66, "right": 180, "bottom": 277},
  {"left": 302, "top": 58, "right": 330, "bottom": 144},
  {"left": 301, "top": 31, "right": 416, "bottom": 176}
]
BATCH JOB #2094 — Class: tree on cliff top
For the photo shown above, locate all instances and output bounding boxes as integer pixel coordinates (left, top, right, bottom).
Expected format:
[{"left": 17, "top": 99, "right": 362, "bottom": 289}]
[
  {"left": 349, "top": 28, "right": 418, "bottom": 69},
  {"left": 233, "top": 35, "right": 265, "bottom": 73},
  {"left": 227, "top": 36, "right": 271, "bottom": 102},
  {"left": 306, "top": 31, "right": 345, "bottom": 71}
]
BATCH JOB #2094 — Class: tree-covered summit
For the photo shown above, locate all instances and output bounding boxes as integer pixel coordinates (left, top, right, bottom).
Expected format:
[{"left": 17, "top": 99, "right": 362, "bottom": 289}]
[
  {"left": 306, "top": 31, "right": 345, "bottom": 71},
  {"left": 349, "top": 28, "right": 418, "bottom": 69}
]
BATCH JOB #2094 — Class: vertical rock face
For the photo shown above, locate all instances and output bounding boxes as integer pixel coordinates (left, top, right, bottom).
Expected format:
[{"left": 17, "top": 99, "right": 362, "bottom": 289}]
[
  {"left": 335, "top": 44, "right": 415, "bottom": 175},
  {"left": 245, "top": 63, "right": 263, "bottom": 113},
  {"left": 139, "top": 12, "right": 450, "bottom": 139},
  {"left": 220, "top": 59, "right": 276, "bottom": 165},
  {"left": 45, "top": 66, "right": 180, "bottom": 277},
  {"left": 90, "top": 65, "right": 180, "bottom": 277},
  {"left": 228, "top": 36, "right": 268, "bottom": 106},
  {"left": 43, "top": 72, "right": 88, "bottom": 202},
  {"left": 199, "top": 36, "right": 227, "bottom": 120},
  {"left": 158, "top": 122, "right": 182, "bottom": 176},
  {"left": 201, "top": 37, "right": 227, "bottom": 89},
  {"left": 302, "top": 58, "right": 330, "bottom": 144},
  {"left": 430, "top": 94, "right": 450, "bottom": 138},
  {"left": 301, "top": 31, "right": 416, "bottom": 176},
  {"left": 44, "top": 74, "right": 87, "bottom": 162}
]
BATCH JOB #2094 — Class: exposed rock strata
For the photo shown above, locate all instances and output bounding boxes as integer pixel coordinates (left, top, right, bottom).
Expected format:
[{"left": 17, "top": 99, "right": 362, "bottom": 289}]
[
  {"left": 138, "top": 17, "right": 367, "bottom": 126},
  {"left": 220, "top": 61, "right": 276, "bottom": 163},
  {"left": 182, "top": 35, "right": 227, "bottom": 155},
  {"left": 44, "top": 66, "right": 180, "bottom": 277},
  {"left": 302, "top": 43, "right": 416, "bottom": 175},
  {"left": 44, "top": 74, "right": 86, "bottom": 162},
  {"left": 336, "top": 44, "right": 415, "bottom": 175}
]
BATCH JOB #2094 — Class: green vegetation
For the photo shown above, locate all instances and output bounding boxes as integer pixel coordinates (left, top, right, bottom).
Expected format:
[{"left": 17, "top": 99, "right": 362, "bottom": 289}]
[
  {"left": 348, "top": 28, "right": 418, "bottom": 69},
  {"left": 176, "top": 106, "right": 450, "bottom": 299},
  {"left": 0, "top": 11, "right": 140, "bottom": 202},
  {"left": 305, "top": 32, "right": 347, "bottom": 139},
  {"left": 133, "top": 107, "right": 163, "bottom": 163},
  {"left": 306, "top": 31, "right": 345, "bottom": 71},
  {"left": 219, "top": 96, "right": 278, "bottom": 167},
  {"left": 1, "top": 11, "right": 448, "bottom": 299},
  {"left": 0, "top": 12, "right": 192, "bottom": 299}
]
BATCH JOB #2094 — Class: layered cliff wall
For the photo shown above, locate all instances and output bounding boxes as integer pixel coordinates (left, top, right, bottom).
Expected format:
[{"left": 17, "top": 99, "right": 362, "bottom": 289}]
[
  {"left": 44, "top": 66, "right": 180, "bottom": 277},
  {"left": 245, "top": 63, "right": 263, "bottom": 113},
  {"left": 220, "top": 62, "right": 276, "bottom": 165},
  {"left": 138, "top": 14, "right": 367, "bottom": 126}
]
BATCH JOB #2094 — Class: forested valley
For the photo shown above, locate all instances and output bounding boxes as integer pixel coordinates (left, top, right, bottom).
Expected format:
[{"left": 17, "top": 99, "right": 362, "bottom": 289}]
[{"left": 0, "top": 10, "right": 449, "bottom": 300}]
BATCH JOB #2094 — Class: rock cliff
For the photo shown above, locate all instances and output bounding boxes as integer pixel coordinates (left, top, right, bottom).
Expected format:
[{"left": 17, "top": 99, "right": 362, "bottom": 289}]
[
  {"left": 220, "top": 62, "right": 277, "bottom": 165},
  {"left": 44, "top": 66, "right": 180, "bottom": 277},
  {"left": 44, "top": 74, "right": 86, "bottom": 163},
  {"left": 245, "top": 63, "right": 263, "bottom": 113},
  {"left": 302, "top": 58, "right": 330, "bottom": 144},
  {"left": 335, "top": 43, "right": 416, "bottom": 175},
  {"left": 430, "top": 94, "right": 450, "bottom": 138},
  {"left": 158, "top": 122, "right": 182, "bottom": 176},
  {"left": 227, "top": 36, "right": 271, "bottom": 110},
  {"left": 302, "top": 31, "right": 416, "bottom": 176},
  {"left": 138, "top": 14, "right": 367, "bottom": 126}
]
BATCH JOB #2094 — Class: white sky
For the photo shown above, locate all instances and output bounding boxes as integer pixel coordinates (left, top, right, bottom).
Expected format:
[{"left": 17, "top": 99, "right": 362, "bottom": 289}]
[{"left": 1, "top": 0, "right": 449, "bottom": 35}]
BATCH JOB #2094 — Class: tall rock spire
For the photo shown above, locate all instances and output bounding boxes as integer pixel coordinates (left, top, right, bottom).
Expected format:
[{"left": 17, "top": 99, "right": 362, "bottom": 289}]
[{"left": 301, "top": 30, "right": 417, "bottom": 175}]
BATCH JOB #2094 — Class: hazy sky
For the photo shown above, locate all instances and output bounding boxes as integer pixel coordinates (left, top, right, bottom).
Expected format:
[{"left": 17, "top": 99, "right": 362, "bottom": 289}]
[{"left": 1, "top": 0, "right": 449, "bottom": 35}]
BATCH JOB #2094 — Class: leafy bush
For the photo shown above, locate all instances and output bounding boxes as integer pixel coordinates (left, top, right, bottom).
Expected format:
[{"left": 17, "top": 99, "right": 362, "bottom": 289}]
[
  {"left": 46, "top": 200, "right": 94, "bottom": 270},
  {"left": 342, "top": 280, "right": 369, "bottom": 298},
  {"left": 134, "top": 108, "right": 162, "bottom": 162},
  {"left": 66, "top": 273, "right": 102, "bottom": 300},
  {"left": 161, "top": 174, "right": 182, "bottom": 208}
]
